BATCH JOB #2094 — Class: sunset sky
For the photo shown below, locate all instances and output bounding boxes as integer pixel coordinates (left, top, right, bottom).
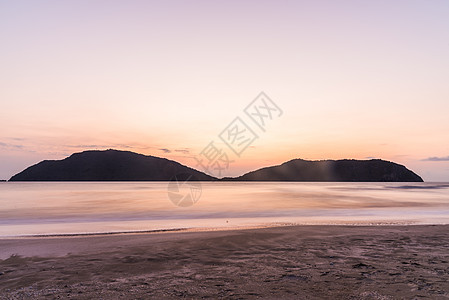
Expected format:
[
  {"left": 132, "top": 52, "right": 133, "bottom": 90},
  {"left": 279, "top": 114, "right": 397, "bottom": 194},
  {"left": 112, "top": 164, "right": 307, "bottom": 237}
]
[{"left": 1, "top": 0, "right": 448, "bottom": 181}]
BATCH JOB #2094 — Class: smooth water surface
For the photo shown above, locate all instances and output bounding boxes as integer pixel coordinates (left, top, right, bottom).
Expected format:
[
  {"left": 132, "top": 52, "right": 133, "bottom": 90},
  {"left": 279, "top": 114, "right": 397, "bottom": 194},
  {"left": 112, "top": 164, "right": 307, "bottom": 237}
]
[{"left": 1, "top": 182, "right": 449, "bottom": 236}]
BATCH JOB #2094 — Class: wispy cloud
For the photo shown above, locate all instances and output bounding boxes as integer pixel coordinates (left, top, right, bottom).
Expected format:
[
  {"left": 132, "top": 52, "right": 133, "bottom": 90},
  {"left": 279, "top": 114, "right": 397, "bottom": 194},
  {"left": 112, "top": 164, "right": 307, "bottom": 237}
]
[
  {"left": 64, "top": 144, "right": 153, "bottom": 150},
  {"left": 114, "top": 144, "right": 137, "bottom": 149},
  {"left": 0, "top": 142, "right": 24, "bottom": 149},
  {"left": 423, "top": 156, "right": 449, "bottom": 162},
  {"left": 65, "top": 144, "right": 105, "bottom": 149},
  {"left": 159, "top": 148, "right": 171, "bottom": 153},
  {"left": 174, "top": 149, "right": 190, "bottom": 154}
]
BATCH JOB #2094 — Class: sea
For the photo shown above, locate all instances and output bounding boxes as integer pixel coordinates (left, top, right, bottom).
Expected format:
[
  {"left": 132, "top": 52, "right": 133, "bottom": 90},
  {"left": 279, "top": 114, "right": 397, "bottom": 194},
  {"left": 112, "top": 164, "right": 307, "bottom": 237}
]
[{"left": 0, "top": 182, "right": 449, "bottom": 237}]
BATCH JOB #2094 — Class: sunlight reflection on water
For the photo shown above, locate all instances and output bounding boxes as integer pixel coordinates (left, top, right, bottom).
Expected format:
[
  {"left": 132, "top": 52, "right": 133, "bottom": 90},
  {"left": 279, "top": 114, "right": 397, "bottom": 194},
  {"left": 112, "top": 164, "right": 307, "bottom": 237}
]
[{"left": 0, "top": 182, "right": 448, "bottom": 236}]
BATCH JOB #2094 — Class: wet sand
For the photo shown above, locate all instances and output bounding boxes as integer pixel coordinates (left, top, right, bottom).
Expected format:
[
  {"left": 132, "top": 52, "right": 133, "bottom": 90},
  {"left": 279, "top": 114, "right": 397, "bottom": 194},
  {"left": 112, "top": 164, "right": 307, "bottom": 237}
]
[{"left": 1, "top": 225, "right": 449, "bottom": 299}]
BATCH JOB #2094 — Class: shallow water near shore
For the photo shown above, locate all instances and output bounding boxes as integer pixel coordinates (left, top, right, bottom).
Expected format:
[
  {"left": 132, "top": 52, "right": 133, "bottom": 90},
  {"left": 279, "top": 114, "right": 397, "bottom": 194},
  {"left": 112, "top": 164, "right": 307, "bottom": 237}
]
[{"left": 0, "top": 182, "right": 448, "bottom": 236}]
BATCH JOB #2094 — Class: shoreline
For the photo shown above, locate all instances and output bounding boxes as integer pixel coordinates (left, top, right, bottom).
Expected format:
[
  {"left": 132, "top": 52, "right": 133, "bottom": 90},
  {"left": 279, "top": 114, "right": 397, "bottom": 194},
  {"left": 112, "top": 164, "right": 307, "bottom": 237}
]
[{"left": 0, "top": 220, "right": 440, "bottom": 239}]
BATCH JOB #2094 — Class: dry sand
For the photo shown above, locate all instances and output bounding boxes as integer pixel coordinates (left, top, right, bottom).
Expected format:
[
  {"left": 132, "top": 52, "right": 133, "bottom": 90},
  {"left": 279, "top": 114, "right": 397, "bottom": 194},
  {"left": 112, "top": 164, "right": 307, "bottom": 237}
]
[{"left": 1, "top": 225, "right": 449, "bottom": 299}]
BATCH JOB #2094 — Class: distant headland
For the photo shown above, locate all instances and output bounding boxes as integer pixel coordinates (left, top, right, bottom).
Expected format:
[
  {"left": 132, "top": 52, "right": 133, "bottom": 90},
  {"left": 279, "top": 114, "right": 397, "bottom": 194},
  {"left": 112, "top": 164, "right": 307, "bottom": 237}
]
[
  {"left": 224, "top": 158, "right": 423, "bottom": 182},
  {"left": 9, "top": 149, "right": 423, "bottom": 182}
]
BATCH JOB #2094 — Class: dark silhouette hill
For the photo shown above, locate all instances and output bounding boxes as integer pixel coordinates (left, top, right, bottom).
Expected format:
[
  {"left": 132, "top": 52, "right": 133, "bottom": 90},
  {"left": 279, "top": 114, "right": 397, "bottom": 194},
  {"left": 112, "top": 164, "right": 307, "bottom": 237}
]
[
  {"left": 9, "top": 150, "right": 423, "bottom": 182},
  {"left": 226, "top": 159, "right": 423, "bottom": 182},
  {"left": 9, "top": 149, "right": 215, "bottom": 181}
]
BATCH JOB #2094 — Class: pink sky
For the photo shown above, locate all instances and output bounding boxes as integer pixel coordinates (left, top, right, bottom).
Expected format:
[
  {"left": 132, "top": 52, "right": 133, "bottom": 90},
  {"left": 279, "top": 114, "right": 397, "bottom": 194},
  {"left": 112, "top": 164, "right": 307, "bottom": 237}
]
[{"left": 1, "top": 0, "right": 448, "bottom": 180}]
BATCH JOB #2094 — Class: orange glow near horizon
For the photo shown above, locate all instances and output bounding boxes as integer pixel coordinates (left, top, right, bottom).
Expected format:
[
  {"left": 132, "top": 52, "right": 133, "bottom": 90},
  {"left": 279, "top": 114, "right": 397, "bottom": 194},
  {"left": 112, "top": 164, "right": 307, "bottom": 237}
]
[{"left": 1, "top": 1, "right": 449, "bottom": 181}]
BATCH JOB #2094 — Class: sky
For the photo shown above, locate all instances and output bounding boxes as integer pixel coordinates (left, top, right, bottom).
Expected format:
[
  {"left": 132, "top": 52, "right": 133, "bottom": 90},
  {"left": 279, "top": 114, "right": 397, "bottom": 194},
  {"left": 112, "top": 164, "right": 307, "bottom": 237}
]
[{"left": 0, "top": 0, "right": 448, "bottom": 181}]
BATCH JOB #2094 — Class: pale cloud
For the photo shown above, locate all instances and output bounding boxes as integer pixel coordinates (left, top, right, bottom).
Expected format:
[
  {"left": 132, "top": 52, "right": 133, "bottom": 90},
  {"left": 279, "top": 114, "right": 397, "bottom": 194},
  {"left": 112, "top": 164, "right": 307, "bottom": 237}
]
[
  {"left": 423, "top": 156, "right": 449, "bottom": 162},
  {"left": 0, "top": 142, "right": 24, "bottom": 149}
]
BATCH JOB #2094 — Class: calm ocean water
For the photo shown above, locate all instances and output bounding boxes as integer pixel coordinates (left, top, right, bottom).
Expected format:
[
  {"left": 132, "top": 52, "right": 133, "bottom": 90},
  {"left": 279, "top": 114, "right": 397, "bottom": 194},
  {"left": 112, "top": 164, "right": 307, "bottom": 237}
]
[{"left": 0, "top": 182, "right": 449, "bottom": 237}]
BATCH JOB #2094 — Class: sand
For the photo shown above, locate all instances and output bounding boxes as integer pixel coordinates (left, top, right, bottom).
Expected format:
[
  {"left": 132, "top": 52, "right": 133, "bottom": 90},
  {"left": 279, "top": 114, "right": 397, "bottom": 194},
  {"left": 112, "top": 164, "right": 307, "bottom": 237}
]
[{"left": 1, "top": 225, "right": 449, "bottom": 299}]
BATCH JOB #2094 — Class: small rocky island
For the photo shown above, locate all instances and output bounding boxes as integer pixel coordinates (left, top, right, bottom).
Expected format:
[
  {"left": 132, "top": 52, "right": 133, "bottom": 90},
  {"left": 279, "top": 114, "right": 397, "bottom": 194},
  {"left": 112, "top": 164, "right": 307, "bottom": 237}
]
[
  {"left": 9, "top": 150, "right": 214, "bottom": 181},
  {"left": 227, "top": 159, "right": 423, "bottom": 182},
  {"left": 9, "top": 150, "right": 423, "bottom": 182}
]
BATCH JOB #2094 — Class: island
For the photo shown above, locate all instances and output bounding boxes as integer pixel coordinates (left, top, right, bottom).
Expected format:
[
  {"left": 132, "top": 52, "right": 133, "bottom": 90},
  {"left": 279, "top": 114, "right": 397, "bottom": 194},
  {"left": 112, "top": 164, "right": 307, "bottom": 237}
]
[
  {"left": 9, "top": 150, "right": 423, "bottom": 182},
  {"left": 225, "top": 158, "right": 423, "bottom": 182},
  {"left": 9, "top": 149, "right": 214, "bottom": 181}
]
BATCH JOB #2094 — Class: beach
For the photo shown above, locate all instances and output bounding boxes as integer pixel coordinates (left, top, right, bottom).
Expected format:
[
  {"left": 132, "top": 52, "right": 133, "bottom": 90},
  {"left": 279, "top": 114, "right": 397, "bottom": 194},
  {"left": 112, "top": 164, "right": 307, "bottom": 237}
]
[
  {"left": 2, "top": 0, "right": 448, "bottom": 298},
  {"left": 1, "top": 225, "right": 449, "bottom": 299}
]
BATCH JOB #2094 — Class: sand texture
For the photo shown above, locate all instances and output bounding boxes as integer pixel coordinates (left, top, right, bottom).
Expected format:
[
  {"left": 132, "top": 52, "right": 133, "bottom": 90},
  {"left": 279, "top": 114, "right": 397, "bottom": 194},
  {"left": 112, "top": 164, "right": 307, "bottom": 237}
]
[{"left": 1, "top": 225, "right": 449, "bottom": 299}]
